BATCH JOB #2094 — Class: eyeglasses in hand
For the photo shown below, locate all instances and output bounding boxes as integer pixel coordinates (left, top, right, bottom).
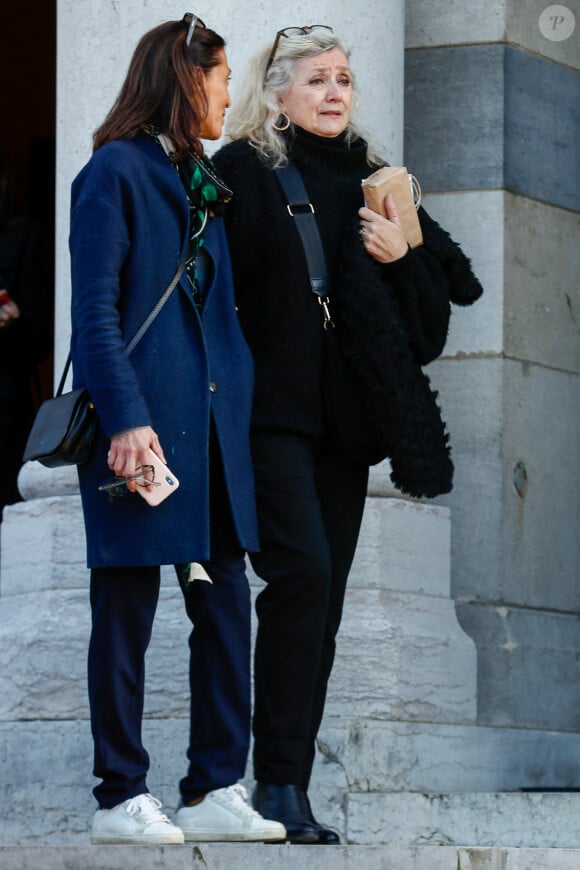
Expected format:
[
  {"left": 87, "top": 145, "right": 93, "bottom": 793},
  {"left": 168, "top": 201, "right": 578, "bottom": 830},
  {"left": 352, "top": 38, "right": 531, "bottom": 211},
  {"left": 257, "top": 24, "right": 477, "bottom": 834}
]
[{"left": 98, "top": 465, "right": 161, "bottom": 499}]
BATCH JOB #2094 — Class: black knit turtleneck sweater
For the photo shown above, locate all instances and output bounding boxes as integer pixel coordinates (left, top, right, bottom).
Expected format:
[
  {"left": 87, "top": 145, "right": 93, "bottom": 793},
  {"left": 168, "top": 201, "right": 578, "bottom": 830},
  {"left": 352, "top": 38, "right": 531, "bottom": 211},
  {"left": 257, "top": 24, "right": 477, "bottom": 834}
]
[{"left": 214, "top": 127, "right": 375, "bottom": 439}]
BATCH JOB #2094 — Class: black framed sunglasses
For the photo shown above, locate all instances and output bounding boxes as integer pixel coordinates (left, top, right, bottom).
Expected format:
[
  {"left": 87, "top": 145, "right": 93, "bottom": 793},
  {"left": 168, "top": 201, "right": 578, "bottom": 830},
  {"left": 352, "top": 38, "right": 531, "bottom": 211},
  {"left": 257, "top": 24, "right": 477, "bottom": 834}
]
[
  {"left": 98, "top": 465, "right": 160, "bottom": 499},
  {"left": 264, "top": 25, "right": 334, "bottom": 76},
  {"left": 183, "top": 11, "right": 206, "bottom": 47}
]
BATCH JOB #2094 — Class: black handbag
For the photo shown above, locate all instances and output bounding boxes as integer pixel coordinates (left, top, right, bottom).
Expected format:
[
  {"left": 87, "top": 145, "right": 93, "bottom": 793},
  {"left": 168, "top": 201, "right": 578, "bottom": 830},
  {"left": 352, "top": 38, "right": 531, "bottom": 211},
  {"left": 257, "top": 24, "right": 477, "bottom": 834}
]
[
  {"left": 22, "top": 365, "right": 97, "bottom": 468},
  {"left": 23, "top": 252, "right": 188, "bottom": 468}
]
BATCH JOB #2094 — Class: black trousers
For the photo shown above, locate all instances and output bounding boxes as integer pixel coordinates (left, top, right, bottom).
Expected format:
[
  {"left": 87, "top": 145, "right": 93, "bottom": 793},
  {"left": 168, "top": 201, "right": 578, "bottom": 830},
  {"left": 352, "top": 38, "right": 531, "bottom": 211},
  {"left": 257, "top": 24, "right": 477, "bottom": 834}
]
[
  {"left": 249, "top": 433, "right": 369, "bottom": 789},
  {"left": 88, "top": 440, "right": 251, "bottom": 808}
]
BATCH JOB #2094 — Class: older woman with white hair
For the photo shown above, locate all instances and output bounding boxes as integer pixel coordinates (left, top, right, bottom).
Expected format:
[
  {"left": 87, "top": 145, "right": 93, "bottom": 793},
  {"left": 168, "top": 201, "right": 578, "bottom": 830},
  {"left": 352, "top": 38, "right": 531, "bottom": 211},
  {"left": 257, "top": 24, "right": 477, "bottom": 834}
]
[{"left": 214, "top": 24, "right": 482, "bottom": 844}]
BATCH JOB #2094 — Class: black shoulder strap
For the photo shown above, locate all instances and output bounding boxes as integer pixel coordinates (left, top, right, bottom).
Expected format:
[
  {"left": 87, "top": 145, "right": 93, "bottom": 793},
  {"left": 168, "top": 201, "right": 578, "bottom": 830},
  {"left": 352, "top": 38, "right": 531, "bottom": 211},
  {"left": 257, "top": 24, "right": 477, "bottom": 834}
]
[{"left": 275, "top": 162, "right": 333, "bottom": 328}]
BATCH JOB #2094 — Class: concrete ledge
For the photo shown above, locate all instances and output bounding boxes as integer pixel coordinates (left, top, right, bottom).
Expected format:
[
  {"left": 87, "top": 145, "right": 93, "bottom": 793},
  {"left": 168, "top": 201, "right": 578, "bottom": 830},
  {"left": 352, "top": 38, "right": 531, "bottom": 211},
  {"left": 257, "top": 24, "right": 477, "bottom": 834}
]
[
  {"left": 4, "top": 718, "right": 580, "bottom": 843},
  {"left": 0, "top": 582, "right": 476, "bottom": 723},
  {"left": 1, "top": 845, "right": 580, "bottom": 870},
  {"left": 347, "top": 793, "right": 580, "bottom": 848}
]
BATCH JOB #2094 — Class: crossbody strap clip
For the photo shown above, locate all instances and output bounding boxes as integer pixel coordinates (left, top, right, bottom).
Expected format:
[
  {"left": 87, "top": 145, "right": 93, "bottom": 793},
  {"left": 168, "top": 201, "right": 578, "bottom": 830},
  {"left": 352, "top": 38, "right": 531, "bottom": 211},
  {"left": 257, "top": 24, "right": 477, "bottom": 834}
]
[{"left": 275, "top": 162, "right": 334, "bottom": 329}]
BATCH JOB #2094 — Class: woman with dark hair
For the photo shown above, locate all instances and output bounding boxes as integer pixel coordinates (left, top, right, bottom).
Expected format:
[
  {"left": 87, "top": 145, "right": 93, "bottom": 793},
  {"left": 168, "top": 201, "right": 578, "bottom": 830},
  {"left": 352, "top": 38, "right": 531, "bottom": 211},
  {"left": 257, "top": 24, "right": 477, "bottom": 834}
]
[
  {"left": 214, "top": 25, "right": 482, "bottom": 843},
  {"left": 70, "top": 14, "right": 285, "bottom": 846}
]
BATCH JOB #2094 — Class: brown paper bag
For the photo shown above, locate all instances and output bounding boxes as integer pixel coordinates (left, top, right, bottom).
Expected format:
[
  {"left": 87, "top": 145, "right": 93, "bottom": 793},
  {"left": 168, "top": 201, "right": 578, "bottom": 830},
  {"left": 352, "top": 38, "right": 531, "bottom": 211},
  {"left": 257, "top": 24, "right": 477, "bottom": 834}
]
[{"left": 361, "top": 166, "right": 423, "bottom": 248}]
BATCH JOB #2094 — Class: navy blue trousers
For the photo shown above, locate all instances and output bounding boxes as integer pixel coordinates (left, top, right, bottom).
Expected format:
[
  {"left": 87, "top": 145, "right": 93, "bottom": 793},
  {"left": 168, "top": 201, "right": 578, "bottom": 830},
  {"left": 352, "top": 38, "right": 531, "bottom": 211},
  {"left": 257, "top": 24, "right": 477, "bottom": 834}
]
[
  {"left": 250, "top": 433, "right": 369, "bottom": 789},
  {"left": 88, "top": 446, "right": 251, "bottom": 808}
]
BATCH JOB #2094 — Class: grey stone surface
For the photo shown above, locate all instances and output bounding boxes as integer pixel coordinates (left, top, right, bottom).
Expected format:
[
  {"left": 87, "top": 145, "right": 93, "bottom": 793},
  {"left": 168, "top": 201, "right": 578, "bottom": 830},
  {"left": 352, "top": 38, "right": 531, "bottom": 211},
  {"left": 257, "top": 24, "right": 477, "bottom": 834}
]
[
  {"left": 504, "top": 195, "right": 580, "bottom": 374},
  {"left": 325, "top": 586, "right": 476, "bottom": 723},
  {"left": 405, "top": 45, "right": 504, "bottom": 192},
  {"left": 3, "top": 845, "right": 580, "bottom": 870},
  {"left": 0, "top": 844, "right": 457, "bottom": 870},
  {"left": 1, "top": 490, "right": 453, "bottom": 598},
  {"left": 0, "top": 718, "right": 347, "bottom": 845},
  {"left": 3, "top": 716, "right": 580, "bottom": 846},
  {"left": 405, "top": 46, "right": 580, "bottom": 211},
  {"left": 0, "top": 495, "right": 88, "bottom": 596},
  {"left": 430, "top": 357, "right": 580, "bottom": 613},
  {"left": 500, "top": 361, "right": 580, "bottom": 610},
  {"left": 505, "top": 48, "right": 580, "bottom": 212},
  {"left": 406, "top": 0, "right": 580, "bottom": 73},
  {"left": 0, "top": 721, "right": 95, "bottom": 844},
  {"left": 506, "top": 0, "right": 580, "bottom": 72},
  {"left": 0, "top": 580, "right": 476, "bottom": 725},
  {"left": 459, "top": 850, "right": 580, "bottom": 870},
  {"left": 406, "top": 0, "right": 506, "bottom": 48},
  {"left": 318, "top": 718, "right": 580, "bottom": 792},
  {"left": 347, "top": 792, "right": 580, "bottom": 848},
  {"left": 427, "top": 351, "right": 580, "bottom": 733},
  {"left": 0, "top": 589, "right": 91, "bottom": 720},
  {"left": 5, "top": 714, "right": 578, "bottom": 844},
  {"left": 457, "top": 603, "right": 580, "bottom": 731},
  {"left": 419, "top": 191, "right": 504, "bottom": 357},
  {"left": 427, "top": 358, "right": 504, "bottom": 601},
  {"left": 417, "top": 189, "right": 580, "bottom": 371},
  {"left": 337, "top": 496, "right": 451, "bottom": 597},
  {"left": 17, "top": 461, "right": 79, "bottom": 501},
  {"left": 0, "top": 587, "right": 190, "bottom": 721},
  {"left": 1, "top": 489, "right": 471, "bottom": 725}
]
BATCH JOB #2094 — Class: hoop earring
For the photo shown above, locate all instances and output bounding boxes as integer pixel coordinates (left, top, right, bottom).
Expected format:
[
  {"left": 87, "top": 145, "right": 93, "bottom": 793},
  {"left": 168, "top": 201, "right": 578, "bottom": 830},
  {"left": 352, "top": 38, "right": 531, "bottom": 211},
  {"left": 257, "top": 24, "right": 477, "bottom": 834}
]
[{"left": 273, "top": 112, "right": 291, "bottom": 132}]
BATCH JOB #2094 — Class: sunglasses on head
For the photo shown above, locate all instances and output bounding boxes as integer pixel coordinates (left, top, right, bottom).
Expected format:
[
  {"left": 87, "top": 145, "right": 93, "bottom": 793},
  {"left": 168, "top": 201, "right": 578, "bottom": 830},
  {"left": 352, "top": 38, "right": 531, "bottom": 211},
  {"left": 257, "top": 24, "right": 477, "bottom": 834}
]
[
  {"left": 265, "top": 25, "right": 334, "bottom": 76},
  {"left": 183, "top": 11, "right": 206, "bottom": 47}
]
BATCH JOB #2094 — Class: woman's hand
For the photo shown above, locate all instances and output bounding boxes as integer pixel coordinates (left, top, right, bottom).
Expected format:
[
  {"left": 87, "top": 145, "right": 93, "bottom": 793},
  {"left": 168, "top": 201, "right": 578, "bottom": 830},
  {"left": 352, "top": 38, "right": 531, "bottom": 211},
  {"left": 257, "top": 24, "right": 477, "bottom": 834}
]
[
  {"left": 108, "top": 426, "right": 166, "bottom": 491},
  {"left": 358, "top": 193, "right": 408, "bottom": 264},
  {"left": 0, "top": 296, "right": 21, "bottom": 328}
]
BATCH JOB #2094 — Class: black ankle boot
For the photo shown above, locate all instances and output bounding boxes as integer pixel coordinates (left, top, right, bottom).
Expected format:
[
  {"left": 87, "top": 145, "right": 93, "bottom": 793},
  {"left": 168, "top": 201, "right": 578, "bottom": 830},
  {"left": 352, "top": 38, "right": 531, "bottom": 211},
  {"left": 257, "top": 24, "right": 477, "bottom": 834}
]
[
  {"left": 299, "top": 789, "right": 341, "bottom": 844},
  {"left": 252, "top": 783, "right": 319, "bottom": 844}
]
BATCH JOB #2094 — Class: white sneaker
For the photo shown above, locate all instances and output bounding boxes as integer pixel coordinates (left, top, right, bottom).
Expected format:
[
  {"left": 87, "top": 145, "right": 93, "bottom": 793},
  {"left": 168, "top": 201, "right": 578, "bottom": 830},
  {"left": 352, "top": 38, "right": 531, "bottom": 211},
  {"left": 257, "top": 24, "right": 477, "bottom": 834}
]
[
  {"left": 91, "top": 792, "right": 185, "bottom": 845},
  {"left": 174, "top": 784, "right": 287, "bottom": 842}
]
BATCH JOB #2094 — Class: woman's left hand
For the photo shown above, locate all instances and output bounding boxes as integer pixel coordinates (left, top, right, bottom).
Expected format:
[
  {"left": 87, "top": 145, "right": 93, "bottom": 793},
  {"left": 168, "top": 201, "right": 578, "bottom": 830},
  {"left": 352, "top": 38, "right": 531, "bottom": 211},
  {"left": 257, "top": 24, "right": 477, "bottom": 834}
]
[
  {"left": 0, "top": 297, "right": 21, "bottom": 328},
  {"left": 358, "top": 193, "right": 408, "bottom": 264}
]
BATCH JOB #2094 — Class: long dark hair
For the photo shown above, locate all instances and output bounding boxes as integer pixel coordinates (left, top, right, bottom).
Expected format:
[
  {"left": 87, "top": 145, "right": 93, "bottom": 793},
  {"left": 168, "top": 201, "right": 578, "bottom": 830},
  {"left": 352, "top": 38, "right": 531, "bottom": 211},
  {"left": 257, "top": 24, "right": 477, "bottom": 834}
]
[{"left": 93, "top": 19, "right": 225, "bottom": 159}]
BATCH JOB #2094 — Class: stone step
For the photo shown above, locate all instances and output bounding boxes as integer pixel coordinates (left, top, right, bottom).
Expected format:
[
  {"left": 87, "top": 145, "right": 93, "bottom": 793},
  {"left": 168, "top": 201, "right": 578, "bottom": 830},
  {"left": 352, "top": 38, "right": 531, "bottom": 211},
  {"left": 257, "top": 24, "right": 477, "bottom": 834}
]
[
  {"left": 318, "top": 718, "right": 580, "bottom": 793},
  {"left": 0, "top": 486, "right": 451, "bottom": 598},
  {"left": 0, "top": 486, "right": 471, "bottom": 727},
  {"left": 3, "top": 718, "right": 579, "bottom": 843},
  {"left": 1, "top": 845, "right": 580, "bottom": 870},
  {"left": 348, "top": 792, "right": 580, "bottom": 849},
  {"left": 0, "top": 580, "right": 475, "bottom": 725}
]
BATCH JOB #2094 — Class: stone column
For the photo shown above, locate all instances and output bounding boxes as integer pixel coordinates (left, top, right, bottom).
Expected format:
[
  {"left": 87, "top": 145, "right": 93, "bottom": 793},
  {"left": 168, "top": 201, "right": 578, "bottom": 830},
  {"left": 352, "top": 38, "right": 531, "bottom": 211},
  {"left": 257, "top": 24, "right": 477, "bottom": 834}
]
[{"left": 404, "top": 0, "right": 580, "bottom": 764}]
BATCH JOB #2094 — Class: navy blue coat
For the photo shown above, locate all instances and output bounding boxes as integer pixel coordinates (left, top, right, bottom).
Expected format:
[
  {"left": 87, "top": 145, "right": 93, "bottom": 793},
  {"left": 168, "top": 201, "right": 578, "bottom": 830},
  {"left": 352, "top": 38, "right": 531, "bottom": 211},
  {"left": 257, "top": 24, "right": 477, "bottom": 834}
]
[{"left": 69, "top": 133, "right": 258, "bottom": 567}]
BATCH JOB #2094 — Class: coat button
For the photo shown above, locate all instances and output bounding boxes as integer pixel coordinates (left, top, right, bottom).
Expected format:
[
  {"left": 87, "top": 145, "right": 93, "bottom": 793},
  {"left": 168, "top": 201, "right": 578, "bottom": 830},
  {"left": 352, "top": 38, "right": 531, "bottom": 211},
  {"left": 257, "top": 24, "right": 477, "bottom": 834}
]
[{"left": 209, "top": 381, "right": 217, "bottom": 393}]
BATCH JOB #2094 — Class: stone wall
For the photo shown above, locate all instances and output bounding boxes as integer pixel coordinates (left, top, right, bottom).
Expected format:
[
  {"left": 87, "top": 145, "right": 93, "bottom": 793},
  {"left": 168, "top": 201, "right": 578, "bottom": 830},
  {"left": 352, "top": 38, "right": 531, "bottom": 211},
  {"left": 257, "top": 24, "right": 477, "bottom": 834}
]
[{"left": 404, "top": 0, "right": 580, "bottom": 745}]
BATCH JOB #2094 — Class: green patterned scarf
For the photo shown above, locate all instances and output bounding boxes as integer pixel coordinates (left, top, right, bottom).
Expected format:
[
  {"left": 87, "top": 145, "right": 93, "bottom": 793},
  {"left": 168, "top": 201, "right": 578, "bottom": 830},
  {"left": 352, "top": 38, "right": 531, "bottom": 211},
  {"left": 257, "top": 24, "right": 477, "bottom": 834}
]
[{"left": 143, "top": 125, "right": 232, "bottom": 306}]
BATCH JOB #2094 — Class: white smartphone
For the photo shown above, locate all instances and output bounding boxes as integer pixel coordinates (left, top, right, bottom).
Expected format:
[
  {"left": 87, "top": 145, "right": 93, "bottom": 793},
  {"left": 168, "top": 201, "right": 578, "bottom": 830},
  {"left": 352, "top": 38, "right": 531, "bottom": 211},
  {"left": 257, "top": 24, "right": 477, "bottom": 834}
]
[{"left": 138, "top": 448, "right": 180, "bottom": 506}]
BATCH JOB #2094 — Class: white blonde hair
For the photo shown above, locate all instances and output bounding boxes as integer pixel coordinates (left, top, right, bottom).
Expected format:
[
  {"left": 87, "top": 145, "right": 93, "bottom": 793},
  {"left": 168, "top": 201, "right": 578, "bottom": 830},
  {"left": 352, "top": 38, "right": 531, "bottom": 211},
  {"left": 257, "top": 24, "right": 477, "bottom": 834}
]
[{"left": 225, "top": 27, "right": 383, "bottom": 168}]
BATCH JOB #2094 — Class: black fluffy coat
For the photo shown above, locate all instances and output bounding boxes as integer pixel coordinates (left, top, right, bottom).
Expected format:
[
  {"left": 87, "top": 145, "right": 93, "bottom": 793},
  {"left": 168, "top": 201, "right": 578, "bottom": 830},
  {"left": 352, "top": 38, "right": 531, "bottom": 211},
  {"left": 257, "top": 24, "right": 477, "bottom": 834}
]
[
  {"left": 331, "top": 209, "right": 482, "bottom": 496},
  {"left": 214, "top": 132, "right": 483, "bottom": 498}
]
